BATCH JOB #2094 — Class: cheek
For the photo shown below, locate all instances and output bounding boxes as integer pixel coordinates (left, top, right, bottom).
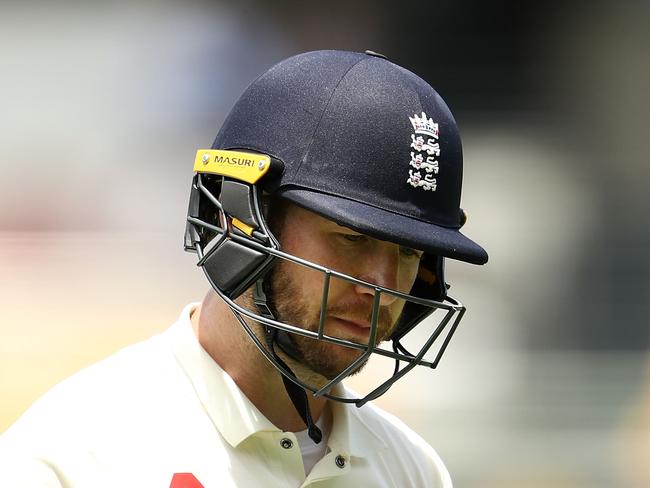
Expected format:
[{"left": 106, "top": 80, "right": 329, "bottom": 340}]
[
  {"left": 323, "top": 275, "right": 355, "bottom": 306},
  {"left": 281, "top": 236, "right": 350, "bottom": 294},
  {"left": 274, "top": 255, "right": 330, "bottom": 318},
  {"left": 397, "top": 261, "right": 420, "bottom": 294}
]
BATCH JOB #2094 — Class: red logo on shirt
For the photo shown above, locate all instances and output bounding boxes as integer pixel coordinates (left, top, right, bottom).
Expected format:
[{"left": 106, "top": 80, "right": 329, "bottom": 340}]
[{"left": 169, "top": 473, "right": 205, "bottom": 488}]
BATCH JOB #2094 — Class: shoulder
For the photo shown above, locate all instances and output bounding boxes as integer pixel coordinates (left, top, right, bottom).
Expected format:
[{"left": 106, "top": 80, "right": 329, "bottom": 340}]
[{"left": 346, "top": 398, "right": 452, "bottom": 487}]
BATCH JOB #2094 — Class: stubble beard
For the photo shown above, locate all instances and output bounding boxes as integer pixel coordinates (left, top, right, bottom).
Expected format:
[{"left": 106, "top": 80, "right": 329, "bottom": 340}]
[{"left": 267, "top": 262, "right": 397, "bottom": 381}]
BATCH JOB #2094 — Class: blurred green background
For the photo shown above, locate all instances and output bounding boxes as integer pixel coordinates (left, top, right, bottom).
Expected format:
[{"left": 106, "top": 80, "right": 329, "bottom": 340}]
[{"left": 1, "top": 1, "right": 649, "bottom": 486}]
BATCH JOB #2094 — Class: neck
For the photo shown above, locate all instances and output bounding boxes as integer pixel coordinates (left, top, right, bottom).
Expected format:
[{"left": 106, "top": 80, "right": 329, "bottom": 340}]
[{"left": 191, "top": 290, "right": 328, "bottom": 433}]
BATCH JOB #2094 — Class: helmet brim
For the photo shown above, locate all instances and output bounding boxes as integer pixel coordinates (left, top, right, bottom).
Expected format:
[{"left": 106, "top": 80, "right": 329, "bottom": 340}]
[{"left": 278, "top": 188, "right": 488, "bottom": 265}]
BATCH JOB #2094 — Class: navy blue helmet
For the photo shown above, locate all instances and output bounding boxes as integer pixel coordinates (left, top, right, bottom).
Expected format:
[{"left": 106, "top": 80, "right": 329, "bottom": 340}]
[{"left": 184, "top": 50, "right": 487, "bottom": 442}]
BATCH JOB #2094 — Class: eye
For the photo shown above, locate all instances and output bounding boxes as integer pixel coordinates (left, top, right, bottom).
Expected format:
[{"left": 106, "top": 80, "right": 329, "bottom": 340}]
[
  {"left": 340, "top": 233, "right": 367, "bottom": 243},
  {"left": 400, "top": 246, "right": 424, "bottom": 259}
]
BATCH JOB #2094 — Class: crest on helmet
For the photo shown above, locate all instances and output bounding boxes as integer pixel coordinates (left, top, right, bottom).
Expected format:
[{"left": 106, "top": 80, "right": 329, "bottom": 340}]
[{"left": 407, "top": 112, "right": 440, "bottom": 192}]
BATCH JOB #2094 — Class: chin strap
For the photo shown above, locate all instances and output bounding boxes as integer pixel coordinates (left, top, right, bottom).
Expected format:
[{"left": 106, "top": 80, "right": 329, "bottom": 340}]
[{"left": 254, "top": 279, "right": 323, "bottom": 444}]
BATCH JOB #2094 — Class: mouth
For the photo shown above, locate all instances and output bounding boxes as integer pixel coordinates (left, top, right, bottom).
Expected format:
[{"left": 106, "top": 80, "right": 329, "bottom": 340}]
[{"left": 329, "top": 317, "right": 372, "bottom": 341}]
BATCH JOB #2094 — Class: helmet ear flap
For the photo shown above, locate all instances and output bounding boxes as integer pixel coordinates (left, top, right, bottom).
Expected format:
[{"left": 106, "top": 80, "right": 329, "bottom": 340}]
[
  {"left": 390, "top": 254, "right": 446, "bottom": 340},
  {"left": 185, "top": 172, "right": 279, "bottom": 300}
]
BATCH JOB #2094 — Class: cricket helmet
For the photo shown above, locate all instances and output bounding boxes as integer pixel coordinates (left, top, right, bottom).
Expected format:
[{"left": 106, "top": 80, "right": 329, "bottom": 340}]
[{"left": 184, "top": 50, "right": 487, "bottom": 440}]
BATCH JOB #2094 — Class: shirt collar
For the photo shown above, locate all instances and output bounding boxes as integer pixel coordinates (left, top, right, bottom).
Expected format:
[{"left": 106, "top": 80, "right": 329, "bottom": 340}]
[
  {"left": 328, "top": 386, "right": 388, "bottom": 457},
  {"left": 168, "top": 303, "right": 278, "bottom": 447},
  {"left": 167, "top": 303, "right": 388, "bottom": 456}
]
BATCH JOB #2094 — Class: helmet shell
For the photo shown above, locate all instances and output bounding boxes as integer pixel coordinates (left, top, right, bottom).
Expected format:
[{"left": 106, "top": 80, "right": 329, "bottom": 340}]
[{"left": 213, "top": 50, "right": 487, "bottom": 264}]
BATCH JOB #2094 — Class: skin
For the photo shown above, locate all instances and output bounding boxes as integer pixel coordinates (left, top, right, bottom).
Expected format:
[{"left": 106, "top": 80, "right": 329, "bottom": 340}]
[{"left": 190, "top": 203, "right": 423, "bottom": 432}]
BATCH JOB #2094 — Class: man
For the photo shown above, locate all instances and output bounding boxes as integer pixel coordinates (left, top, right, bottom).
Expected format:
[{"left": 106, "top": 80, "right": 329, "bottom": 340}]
[{"left": 0, "top": 50, "right": 487, "bottom": 487}]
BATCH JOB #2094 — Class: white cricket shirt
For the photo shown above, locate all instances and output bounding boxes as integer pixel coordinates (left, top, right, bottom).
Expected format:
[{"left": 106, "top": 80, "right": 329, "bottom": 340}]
[{"left": 0, "top": 304, "right": 452, "bottom": 487}]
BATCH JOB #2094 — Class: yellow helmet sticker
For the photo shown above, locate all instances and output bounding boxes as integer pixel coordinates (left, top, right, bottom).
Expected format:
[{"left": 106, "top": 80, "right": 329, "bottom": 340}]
[{"left": 194, "top": 149, "right": 271, "bottom": 184}]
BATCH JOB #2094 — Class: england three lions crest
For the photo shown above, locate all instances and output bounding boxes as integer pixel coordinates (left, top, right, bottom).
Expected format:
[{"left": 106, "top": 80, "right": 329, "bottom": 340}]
[{"left": 407, "top": 112, "right": 440, "bottom": 192}]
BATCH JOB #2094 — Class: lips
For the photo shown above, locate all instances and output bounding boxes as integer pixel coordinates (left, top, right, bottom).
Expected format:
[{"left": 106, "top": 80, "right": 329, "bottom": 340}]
[{"left": 330, "top": 317, "right": 372, "bottom": 339}]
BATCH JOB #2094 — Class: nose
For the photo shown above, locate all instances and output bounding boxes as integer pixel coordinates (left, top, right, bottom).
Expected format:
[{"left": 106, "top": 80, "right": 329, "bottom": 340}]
[{"left": 353, "top": 243, "right": 400, "bottom": 307}]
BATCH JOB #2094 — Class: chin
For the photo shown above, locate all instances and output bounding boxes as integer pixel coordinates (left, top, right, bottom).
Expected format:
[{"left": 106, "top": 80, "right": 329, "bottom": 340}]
[{"left": 302, "top": 341, "right": 369, "bottom": 381}]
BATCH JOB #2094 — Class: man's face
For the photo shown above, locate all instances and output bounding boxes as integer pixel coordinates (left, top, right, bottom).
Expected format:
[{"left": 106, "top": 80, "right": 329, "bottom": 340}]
[{"left": 268, "top": 204, "right": 423, "bottom": 380}]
